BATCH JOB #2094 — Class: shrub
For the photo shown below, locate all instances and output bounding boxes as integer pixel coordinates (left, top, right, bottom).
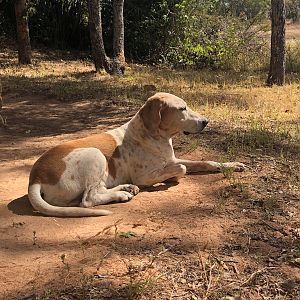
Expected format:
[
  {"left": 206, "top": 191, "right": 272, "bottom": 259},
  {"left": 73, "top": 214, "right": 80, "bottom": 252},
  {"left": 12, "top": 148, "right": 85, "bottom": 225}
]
[
  {"left": 286, "top": 0, "right": 300, "bottom": 21},
  {"left": 286, "top": 41, "right": 300, "bottom": 73},
  {"left": 162, "top": 0, "right": 269, "bottom": 70}
]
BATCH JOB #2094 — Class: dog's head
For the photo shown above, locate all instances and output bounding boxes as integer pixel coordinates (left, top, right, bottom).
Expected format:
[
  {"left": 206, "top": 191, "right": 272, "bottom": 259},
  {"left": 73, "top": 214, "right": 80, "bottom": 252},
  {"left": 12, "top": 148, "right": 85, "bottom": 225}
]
[{"left": 139, "top": 92, "right": 208, "bottom": 138}]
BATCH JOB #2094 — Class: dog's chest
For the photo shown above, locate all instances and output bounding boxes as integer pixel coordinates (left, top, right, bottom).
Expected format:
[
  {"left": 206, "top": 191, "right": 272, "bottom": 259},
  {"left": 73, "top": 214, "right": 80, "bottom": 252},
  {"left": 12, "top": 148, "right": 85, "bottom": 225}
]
[
  {"left": 124, "top": 140, "right": 173, "bottom": 178},
  {"left": 106, "top": 129, "right": 175, "bottom": 186}
]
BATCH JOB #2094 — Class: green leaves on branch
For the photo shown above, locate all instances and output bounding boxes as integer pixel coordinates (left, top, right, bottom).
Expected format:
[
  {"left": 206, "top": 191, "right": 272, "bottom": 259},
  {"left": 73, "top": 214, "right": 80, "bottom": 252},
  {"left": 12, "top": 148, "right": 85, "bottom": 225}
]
[{"left": 162, "top": 0, "right": 270, "bottom": 70}]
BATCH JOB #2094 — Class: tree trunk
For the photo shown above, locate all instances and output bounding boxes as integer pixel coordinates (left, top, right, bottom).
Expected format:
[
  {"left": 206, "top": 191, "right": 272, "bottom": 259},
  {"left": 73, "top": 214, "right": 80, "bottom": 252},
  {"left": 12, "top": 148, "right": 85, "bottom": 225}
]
[
  {"left": 0, "top": 80, "right": 2, "bottom": 111},
  {"left": 0, "top": 80, "right": 6, "bottom": 127},
  {"left": 113, "top": 0, "right": 125, "bottom": 65},
  {"left": 87, "top": 0, "right": 111, "bottom": 73},
  {"left": 14, "top": 0, "right": 31, "bottom": 64},
  {"left": 266, "top": 0, "right": 286, "bottom": 86},
  {"left": 87, "top": 0, "right": 125, "bottom": 75}
]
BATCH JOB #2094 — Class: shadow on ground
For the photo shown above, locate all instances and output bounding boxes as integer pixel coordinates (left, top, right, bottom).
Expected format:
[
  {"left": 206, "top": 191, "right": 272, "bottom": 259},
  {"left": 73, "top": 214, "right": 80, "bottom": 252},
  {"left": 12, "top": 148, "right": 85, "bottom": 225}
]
[
  {"left": 186, "top": 124, "right": 300, "bottom": 160},
  {"left": 1, "top": 92, "right": 136, "bottom": 139},
  {"left": 7, "top": 183, "right": 178, "bottom": 217},
  {"left": 7, "top": 195, "right": 42, "bottom": 217}
]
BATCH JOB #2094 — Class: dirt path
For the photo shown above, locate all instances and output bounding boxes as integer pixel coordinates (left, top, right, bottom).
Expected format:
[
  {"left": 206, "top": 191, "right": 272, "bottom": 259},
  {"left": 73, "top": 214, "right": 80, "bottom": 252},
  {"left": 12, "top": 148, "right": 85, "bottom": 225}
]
[
  {"left": 0, "top": 92, "right": 235, "bottom": 298},
  {"left": 1, "top": 92, "right": 299, "bottom": 299}
]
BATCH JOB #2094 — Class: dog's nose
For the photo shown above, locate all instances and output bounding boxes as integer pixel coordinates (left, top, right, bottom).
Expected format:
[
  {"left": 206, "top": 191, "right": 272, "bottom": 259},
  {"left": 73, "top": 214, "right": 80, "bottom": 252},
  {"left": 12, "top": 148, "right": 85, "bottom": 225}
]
[{"left": 202, "top": 119, "right": 209, "bottom": 127}]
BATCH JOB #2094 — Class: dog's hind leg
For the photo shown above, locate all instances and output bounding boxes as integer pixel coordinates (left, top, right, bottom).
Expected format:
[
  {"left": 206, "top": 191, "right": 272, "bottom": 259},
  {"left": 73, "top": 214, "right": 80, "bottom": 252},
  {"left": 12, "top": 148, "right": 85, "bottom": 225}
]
[
  {"left": 80, "top": 182, "right": 135, "bottom": 208},
  {"left": 109, "top": 184, "right": 139, "bottom": 195}
]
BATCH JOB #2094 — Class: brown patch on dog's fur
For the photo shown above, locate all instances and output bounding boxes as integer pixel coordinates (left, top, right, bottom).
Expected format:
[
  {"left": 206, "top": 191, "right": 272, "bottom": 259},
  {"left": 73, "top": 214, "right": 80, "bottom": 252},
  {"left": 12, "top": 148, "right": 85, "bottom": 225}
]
[
  {"left": 139, "top": 97, "right": 166, "bottom": 136},
  {"left": 159, "top": 106, "right": 182, "bottom": 136},
  {"left": 139, "top": 93, "right": 187, "bottom": 137},
  {"left": 29, "top": 133, "right": 119, "bottom": 185},
  {"left": 107, "top": 145, "right": 121, "bottom": 179}
]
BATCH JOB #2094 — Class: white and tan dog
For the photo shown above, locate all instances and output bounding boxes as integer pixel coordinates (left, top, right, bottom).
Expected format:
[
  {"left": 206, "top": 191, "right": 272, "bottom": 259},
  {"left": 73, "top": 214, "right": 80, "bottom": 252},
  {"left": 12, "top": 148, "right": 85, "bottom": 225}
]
[{"left": 28, "top": 92, "right": 245, "bottom": 217}]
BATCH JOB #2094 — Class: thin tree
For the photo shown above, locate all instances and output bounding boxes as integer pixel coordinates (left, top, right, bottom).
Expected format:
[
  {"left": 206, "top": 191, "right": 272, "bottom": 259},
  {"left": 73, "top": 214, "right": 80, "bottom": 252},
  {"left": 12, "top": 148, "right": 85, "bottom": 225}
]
[
  {"left": 87, "top": 0, "right": 110, "bottom": 72},
  {"left": 0, "top": 80, "right": 6, "bottom": 127},
  {"left": 14, "top": 0, "right": 32, "bottom": 64},
  {"left": 87, "top": 0, "right": 125, "bottom": 75},
  {"left": 113, "top": 0, "right": 125, "bottom": 65},
  {"left": 266, "top": 0, "right": 286, "bottom": 86}
]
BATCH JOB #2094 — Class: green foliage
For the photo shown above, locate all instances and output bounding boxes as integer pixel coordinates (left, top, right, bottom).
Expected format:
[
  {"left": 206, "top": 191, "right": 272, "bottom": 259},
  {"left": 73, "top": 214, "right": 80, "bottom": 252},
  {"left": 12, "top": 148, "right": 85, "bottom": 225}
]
[
  {"left": 0, "top": 0, "right": 15, "bottom": 38},
  {"left": 163, "top": 0, "right": 269, "bottom": 70},
  {"left": 213, "top": 0, "right": 270, "bottom": 19},
  {"left": 27, "top": 0, "right": 89, "bottom": 49},
  {"left": 0, "top": 0, "right": 273, "bottom": 70},
  {"left": 124, "top": 0, "right": 180, "bottom": 62},
  {"left": 286, "top": 0, "right": 300, "bottom": 21},
  {"left": 119, "top": 231, "right": 137, "bottom": 238},
  {"left": 0, "top": 0, "right": 90, "bottom": 49}
]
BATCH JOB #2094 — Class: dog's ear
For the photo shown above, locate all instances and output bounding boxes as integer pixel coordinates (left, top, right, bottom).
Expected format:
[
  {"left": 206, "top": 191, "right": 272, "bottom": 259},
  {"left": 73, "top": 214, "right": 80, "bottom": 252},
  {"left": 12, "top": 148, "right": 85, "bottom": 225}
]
[{"left": 139, "top": 96, "right": 165, "bottom": 136}]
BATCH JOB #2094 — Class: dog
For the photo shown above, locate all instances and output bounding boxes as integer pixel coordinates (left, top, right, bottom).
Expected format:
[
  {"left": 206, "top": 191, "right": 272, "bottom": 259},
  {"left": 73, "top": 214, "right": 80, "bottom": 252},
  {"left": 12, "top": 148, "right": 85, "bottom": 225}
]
[{"left": 28, "top": 92, "right": 245, "bottom": 217}]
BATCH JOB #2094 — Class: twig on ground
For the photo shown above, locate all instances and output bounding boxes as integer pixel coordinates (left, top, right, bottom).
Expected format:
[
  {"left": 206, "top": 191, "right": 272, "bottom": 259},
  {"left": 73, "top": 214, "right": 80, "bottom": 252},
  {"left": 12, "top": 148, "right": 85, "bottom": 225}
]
[
  {"left": 245, "top": 228, "right": 251, "bottom": 255},
  {"left": 0, "top": 114, "right": 7, "bottom": 127},
  {"left": 241, "top": 267, "right": 269, "bottom": 287},
  {"left": 96, "top": 250, "right": 112, "bottom": 272},
  {"left": 84, "top": 219, "right": 123, "bottom": 243},
  {"left": 148, "top": 248, "right": 170, "bottom": 269},
  {"left": 213, "top": 255, "right": 229, "bottom": 271},
  {"left": 261, "top": 220, "right": 287, "bottom": 236},
  {"left": 233, "top": 263, "right": 239, "bottom": 275},
  {"left": 198, "top": 252, "right": 209, "bottom": 289}
]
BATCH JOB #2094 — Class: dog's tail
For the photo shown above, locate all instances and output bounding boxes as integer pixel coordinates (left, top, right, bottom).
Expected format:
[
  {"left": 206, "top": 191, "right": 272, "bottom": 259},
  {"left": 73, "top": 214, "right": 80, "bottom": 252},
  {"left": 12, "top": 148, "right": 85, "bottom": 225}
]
[{"left": 28, "top": 183, "right": 112, "bottom": 217}]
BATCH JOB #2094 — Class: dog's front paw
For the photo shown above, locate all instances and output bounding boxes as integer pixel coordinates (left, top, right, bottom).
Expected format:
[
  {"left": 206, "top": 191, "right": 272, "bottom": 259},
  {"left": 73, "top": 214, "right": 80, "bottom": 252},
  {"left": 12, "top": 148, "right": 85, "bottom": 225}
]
[
  {"left": 222, "top": 162, "right": 246, "bottom": 172},
  {"left": 121, "top": 184, "right": 140, "bottom": 196}
]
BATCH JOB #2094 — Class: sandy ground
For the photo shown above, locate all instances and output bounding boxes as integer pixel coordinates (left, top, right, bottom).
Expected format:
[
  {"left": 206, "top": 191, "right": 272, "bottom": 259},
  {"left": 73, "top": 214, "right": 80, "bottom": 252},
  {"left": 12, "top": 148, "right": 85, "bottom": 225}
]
[
  {"left": 1, "top": 91, "right": 299, "bottom": 299},
  {"left": 1, "top": 22, "right": 300, "bottom": 300},
  {"left": 0, "top": 92, "right": 237, "bottom": 299}
]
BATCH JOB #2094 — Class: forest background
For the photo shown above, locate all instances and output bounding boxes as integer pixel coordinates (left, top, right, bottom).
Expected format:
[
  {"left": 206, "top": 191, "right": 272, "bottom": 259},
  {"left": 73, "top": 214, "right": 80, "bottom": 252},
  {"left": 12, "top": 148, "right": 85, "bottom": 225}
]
[{"left": 1, "top": 0, "right": 300, "bottom": 72}]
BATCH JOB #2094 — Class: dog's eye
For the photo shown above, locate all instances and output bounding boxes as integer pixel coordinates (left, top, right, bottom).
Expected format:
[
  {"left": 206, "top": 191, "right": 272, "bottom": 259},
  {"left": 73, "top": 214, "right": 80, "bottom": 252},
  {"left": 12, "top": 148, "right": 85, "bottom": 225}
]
[{"left": 179, "top": 107, "right": 187, "bottom": 111}]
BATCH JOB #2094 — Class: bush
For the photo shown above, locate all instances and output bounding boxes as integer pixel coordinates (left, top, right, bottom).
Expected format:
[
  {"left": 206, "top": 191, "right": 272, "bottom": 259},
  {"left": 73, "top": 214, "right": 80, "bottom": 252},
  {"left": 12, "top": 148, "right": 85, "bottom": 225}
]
[
  {"left": 0, "top": 0, "right": 271, "bottom": 71},
  {"left": 162, "top": 0, "right": 269, "bottom": 70},
  {"left": 286, "top": 41, "right": 300, "bottom": 73},
  {"left": 0, "top": 0, "right": 15, "bottom": 39},
  {"left": 286, "top": 0, "right": 300, "bottom": 21},
  {"left": 124, "top": 0, "right": 179, "bottom": 62}
]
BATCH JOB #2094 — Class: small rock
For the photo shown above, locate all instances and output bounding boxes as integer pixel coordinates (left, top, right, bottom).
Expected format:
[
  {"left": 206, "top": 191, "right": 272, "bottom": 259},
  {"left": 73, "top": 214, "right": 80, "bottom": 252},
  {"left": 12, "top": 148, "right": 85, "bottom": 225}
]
[
  {"left": 294, "top": 258, "right": 300, "bottom": 267},
  {"left": 143, "top": 84, "right": 157, "bottom": 92},
  {"left": 281, "top": 279, "right": 300, "bottom": 293}
]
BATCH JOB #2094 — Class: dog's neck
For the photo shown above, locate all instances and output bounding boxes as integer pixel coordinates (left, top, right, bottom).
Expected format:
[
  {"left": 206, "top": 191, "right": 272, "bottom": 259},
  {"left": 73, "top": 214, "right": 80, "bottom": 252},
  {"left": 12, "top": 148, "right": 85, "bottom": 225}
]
[{"left": 113, "top": 114, "right": 175, "bottom": 157}]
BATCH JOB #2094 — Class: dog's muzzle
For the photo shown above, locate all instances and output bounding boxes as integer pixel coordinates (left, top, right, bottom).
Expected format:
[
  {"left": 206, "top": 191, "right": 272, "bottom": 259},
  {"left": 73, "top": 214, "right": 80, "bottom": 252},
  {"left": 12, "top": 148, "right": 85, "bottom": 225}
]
[{"left": 183, "top": 119, "right": 209, "bottom": 135}]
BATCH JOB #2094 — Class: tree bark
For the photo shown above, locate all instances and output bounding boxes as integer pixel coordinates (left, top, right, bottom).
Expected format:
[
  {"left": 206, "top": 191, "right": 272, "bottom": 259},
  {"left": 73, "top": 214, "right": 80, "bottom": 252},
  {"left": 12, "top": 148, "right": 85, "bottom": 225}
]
[
  {"left": 266, "top": 0, "right": 286, "bottom": 86},
  {"left": 0, "top": 80, "right": 2, "bottom": 111},
  {"left": 87, "top": 0, "right": 125, "bottom": 75},
  {"left": 0, "top": 80, "right": 6, "bottom": 127},
  {"left": 113, "top": 0, "right": 125, "bottom": 65},
  {"left": 87, "top": 0, "right": 111, "bottom": 73},
  {"left": 14, "top": 0, "right": 32, "bottom": 64}
]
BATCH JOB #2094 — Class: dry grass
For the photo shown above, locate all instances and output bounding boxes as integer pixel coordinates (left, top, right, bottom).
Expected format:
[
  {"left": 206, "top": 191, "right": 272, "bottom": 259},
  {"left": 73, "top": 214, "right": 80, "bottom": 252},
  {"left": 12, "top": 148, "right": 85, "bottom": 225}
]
[{"left": 2, "top": 47, "right": 299, "bottom": 157}]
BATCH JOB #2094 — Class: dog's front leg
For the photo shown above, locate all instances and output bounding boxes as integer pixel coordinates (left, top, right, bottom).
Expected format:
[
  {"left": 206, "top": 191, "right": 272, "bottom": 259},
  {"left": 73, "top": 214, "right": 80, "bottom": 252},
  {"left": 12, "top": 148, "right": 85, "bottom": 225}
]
[
  {"left": 138, "top": 164, "right": 187, "bottom": 186},
  {"left": 174, "top": 159, "right": 245, "bottom": 174}
]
